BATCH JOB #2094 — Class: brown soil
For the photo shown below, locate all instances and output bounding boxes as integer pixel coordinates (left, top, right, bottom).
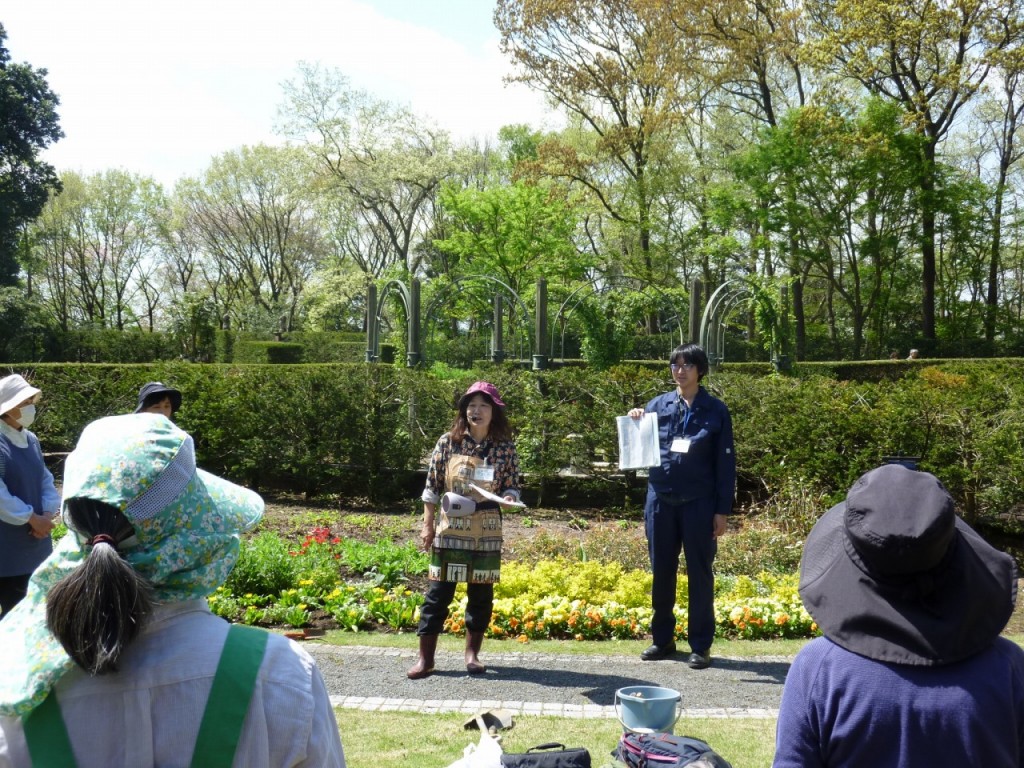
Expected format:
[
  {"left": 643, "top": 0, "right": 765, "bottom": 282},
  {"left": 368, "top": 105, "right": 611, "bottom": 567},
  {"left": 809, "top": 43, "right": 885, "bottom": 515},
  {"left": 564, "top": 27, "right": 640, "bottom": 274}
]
[{"left": 259, "top": 493, "right": 599, "bottom": 552}]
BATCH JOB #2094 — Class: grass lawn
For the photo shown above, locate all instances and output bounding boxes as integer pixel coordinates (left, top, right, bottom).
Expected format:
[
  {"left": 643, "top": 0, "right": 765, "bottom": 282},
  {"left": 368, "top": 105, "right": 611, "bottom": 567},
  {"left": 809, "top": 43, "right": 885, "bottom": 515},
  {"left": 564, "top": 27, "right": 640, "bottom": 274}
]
[
  {"left": 335, "top": 710, "right": 775, "bottom": 768},
  {"left": 323, "top": 632, "right": 1024, "bottom": 768}
]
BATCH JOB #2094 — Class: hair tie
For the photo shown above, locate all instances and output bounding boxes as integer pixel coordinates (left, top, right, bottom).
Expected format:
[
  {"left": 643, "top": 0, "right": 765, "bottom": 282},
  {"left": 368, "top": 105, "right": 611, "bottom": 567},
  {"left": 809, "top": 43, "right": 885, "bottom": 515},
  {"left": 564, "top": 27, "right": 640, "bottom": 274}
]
[{"left": 88, "top": 533, "right": 118, "bottom": 549}]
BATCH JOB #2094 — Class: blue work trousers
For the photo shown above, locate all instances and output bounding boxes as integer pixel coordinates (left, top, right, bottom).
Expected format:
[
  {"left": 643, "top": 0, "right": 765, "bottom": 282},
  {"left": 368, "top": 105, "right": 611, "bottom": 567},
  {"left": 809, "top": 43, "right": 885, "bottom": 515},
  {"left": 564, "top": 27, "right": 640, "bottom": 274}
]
[
  {"left": 417, "top": 580, "right": 494, "bottom": 636},
  {"left": 644, "top": 489, "right": 717, "bottom": 652}
]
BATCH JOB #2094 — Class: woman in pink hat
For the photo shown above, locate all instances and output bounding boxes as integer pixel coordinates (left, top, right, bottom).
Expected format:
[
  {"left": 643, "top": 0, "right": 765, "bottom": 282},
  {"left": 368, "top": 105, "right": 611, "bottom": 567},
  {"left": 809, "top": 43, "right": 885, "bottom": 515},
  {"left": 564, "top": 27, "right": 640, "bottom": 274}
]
[
  {"left": 407, "top": 381, "right": 523, "bottom": 679},
  {"left": 0, "top": 374, "right": 59, "bottom": 620}
]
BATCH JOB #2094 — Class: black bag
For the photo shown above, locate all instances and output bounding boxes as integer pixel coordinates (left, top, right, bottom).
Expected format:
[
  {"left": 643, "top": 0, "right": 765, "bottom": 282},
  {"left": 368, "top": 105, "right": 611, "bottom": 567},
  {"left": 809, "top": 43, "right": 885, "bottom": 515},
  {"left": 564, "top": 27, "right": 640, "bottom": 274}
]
[
  {"left": 500, "top": 742, "right": 591, "bottom": 768},
  {"left": 616, "top": 732, "right": 733, "bottom": 768}
]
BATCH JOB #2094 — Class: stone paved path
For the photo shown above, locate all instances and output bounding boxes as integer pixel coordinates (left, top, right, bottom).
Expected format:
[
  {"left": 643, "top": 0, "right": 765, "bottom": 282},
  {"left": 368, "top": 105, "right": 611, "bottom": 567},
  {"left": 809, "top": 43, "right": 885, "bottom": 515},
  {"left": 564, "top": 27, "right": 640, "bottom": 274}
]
[{"left": 309, "top": 644, "right": 790, "bottom": 720}]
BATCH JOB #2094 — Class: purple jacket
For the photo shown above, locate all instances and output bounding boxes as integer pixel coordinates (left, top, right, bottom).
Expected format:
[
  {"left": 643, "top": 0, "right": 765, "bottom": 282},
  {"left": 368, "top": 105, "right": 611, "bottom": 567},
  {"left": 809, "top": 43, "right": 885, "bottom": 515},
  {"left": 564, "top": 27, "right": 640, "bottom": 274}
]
[{"left": 774, "top": 636, "right": 1024, "bottom": 767}]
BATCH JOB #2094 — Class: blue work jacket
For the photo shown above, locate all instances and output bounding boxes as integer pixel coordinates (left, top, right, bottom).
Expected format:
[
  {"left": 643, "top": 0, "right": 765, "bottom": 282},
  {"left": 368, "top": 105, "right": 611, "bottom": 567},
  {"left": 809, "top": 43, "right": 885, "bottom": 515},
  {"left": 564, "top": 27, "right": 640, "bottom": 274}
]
[{"left": 643, "top": 386, "right": 736, "bottom": 516}]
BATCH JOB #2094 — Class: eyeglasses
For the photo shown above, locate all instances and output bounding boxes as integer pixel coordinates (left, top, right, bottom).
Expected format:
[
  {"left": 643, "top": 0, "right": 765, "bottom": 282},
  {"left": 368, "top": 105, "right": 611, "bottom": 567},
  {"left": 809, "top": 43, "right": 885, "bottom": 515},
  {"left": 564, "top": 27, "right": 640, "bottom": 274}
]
[{"left": 670, "top": 363, "right": 696, "bottom": 373}]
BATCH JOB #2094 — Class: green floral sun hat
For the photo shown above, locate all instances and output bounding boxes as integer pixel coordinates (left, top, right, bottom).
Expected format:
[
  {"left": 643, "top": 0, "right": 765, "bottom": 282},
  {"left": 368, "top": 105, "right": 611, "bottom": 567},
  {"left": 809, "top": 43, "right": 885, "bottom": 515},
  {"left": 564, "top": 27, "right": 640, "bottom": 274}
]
[{"left": 0, "top": 413, "right": 264, "bottom": 717}]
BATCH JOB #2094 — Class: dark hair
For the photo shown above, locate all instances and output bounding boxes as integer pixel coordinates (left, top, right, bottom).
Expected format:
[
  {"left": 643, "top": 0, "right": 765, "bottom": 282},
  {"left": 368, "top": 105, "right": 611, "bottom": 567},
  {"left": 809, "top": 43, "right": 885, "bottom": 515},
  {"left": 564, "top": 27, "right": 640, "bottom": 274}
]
[
  {"left": 142, "top": 393, "right": 174, "bottom": 412},
  {"left": 449, "top": 392, "right": 512, "bottom": 443},
  {"left": 670, "top": 343, "right": 710, "bottom": 380},
  {"left": 46, "top": 498, "right": 153, "bottom": 675}
]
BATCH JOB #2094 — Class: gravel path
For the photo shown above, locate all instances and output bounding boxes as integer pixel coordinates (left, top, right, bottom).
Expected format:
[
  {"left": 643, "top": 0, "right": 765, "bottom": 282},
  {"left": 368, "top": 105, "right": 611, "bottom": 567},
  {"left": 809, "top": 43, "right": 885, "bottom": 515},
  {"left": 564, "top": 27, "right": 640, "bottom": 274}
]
[{"left": 308, "top": 644, "right": 790, "bottom": 720}]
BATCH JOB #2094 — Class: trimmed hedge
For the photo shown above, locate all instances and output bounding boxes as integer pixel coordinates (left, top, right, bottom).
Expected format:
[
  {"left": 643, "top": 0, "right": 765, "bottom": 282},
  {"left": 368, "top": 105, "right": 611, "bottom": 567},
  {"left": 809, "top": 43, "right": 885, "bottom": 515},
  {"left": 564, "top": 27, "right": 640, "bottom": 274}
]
[
  {"left": 10, "top": 360, "right": 1024, "bottom": 530},
  {"left": 233, "top": 341, "right": 305, "bottom": 364}
]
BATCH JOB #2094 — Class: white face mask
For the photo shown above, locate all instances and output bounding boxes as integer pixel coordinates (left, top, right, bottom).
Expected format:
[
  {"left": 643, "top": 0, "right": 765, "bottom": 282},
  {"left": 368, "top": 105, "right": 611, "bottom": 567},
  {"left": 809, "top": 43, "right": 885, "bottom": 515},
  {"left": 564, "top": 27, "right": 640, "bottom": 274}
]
[{"left": 17, "top": 404, "right": 36, "bottom": 428}]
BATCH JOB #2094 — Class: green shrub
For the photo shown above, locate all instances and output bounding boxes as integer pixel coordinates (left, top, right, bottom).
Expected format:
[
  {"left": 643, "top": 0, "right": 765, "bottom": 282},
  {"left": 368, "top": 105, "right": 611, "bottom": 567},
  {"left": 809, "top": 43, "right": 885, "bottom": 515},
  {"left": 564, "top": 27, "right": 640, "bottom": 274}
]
[
  {"left": 19, "top": 358, "right": 1024, "bottom": 533},
  {"left": 233, "top": 341, "right": 304, "bottom": 364},
  {"left": 226, "top": 531, "right": 298, "bottom": 596}
]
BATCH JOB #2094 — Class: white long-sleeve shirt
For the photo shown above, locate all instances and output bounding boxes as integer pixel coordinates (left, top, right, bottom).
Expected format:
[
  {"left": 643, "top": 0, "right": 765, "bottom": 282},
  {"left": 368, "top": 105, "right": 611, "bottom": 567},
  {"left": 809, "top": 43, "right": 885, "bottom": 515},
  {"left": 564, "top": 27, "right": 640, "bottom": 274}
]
[{"left": 0, "top": 600, "right": 346, "bottom": 768}]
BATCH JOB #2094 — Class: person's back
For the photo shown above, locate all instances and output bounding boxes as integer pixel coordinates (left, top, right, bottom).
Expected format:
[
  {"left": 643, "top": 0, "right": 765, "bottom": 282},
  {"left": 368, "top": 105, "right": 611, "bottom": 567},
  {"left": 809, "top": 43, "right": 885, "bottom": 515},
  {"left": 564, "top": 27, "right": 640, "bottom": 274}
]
[
  {"left": 0, "top": 415, "right": 345, "bottom": 767},
  {"left": 0, "top": 600, "right": 341, "bottom": 767},
  {"left": 773, "top": 465, "right": 1021, "bottom": 768},
  {"left": 774, "top": 636, "right": 1024, "bottom": 767}
]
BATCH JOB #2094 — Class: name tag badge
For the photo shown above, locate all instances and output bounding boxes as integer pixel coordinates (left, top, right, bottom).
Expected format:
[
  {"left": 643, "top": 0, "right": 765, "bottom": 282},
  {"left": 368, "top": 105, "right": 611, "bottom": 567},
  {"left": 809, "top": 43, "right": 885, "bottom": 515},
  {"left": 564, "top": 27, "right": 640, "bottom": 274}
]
[
  {"left": 670, "top": 437, "right": 691, "bottom": 454},
  {"left": 473, "top": 465, "right": 495, "bottom": 482}
]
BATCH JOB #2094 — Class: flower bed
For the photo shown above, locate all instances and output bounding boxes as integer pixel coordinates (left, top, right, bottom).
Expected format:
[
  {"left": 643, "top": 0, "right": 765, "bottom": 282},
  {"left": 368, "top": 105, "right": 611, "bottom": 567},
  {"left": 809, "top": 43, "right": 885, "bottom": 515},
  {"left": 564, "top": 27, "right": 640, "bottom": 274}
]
[{"left": 211, "top": 528, "right": 817, "bottom": 641}]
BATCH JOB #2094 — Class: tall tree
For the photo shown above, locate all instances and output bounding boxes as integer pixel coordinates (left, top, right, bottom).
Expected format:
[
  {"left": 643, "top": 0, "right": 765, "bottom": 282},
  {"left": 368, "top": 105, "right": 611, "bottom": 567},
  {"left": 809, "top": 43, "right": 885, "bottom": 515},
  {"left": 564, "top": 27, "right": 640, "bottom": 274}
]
[
  {"left": 671, "top": 0, "right": 810, "bottom": 126},
  {"left": 434, "top": 180, "right": 584, "bottom": 299},
  {"left": 806, "top": 0, "right": 1024, "bottom": 342},
  {"left": 975, "top": 55, "right": 1024, "bottom": 343},
  {"left": 278, "top": 63, "right": 455, "bottom": 278},
  {"left": 495, "top": 0, "right": 702, "bottom": 284},
  {"left": 0, "top": 23, "right": 63, "bottom": 285},
  {"left": 177, "top": 145, "right": 322, "bottom": 331},
  {"left": 731, "top": 100, "right": 924, "bottom": 358},
  {"left": 28, "top": 170, "right": 162, "bottom": 330}
]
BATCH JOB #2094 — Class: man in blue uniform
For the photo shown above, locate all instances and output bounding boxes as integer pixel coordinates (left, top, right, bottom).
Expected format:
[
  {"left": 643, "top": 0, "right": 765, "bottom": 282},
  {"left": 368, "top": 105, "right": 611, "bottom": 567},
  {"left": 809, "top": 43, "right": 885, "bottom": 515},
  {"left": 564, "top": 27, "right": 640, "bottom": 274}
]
[{"left": 628, "top": 344, "right": 735, "bottom": 668}]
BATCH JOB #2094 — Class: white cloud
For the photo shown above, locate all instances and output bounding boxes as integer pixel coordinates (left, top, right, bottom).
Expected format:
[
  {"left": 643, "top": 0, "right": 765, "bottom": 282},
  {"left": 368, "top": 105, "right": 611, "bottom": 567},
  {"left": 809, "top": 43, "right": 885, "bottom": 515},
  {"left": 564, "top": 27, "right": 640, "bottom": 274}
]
[{"left": 3, "top": 0, "right": 561, "bottom": 185}]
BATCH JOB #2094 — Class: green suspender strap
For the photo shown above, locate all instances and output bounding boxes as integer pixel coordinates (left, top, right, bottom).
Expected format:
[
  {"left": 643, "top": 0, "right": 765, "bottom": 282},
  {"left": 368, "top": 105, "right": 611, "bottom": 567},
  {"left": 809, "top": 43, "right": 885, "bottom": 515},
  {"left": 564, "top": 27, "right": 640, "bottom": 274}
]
[
  {"left": 190, "top": 624, "right": 270, "bottom": 768},
  {"left": 21, "top": 624, "right": 268, "bottom": 768},
  {"left": 23, "top": 690, "right": 77, "bottom": 768}
]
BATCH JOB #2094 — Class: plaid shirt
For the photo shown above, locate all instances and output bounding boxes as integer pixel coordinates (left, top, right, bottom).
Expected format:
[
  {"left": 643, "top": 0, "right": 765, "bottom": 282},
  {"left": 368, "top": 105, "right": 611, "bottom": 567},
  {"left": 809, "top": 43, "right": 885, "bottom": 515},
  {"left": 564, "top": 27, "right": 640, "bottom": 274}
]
[{"left": 421, "top": 433, "right": 522, "bottom": 505}]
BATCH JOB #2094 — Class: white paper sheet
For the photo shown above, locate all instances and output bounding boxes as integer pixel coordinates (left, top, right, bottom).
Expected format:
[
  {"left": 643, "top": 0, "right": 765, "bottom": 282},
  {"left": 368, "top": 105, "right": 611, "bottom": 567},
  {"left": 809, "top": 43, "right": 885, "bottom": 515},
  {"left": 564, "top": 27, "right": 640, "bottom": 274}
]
[
  {"left": 617, "top": 413, "right": 660, "bottom": 469},
  {"left": 468, "top": 482, "right": 527, "bottom": 508}
]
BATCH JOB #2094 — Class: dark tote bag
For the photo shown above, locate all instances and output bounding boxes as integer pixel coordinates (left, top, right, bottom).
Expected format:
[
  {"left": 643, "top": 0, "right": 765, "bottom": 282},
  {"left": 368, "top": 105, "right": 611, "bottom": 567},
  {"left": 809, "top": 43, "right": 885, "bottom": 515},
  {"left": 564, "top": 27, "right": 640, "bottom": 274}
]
[{"left": 500, "top": 742, "right": 591, "bottom": 768}]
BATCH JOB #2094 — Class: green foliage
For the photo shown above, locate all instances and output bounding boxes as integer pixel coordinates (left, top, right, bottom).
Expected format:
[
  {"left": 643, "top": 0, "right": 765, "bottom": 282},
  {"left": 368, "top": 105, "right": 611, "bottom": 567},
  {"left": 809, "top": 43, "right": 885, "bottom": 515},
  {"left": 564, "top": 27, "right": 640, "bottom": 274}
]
[
  {"left": 169, "top": 294, "right": 219, "bottom": 362},
  {"left": 233, "top": 341, "right": 304, "bottom": 364},
  {"left": 0, "top": 287, "right": 50, "bottom": 361},
  {"left": 28, "top": 330, "right": 178, "bottom": 363},
  {"left": 338, "top": 539, "right": 428, "bottom": 587},
  {"left": 0, "top": 24, "right": 63, "bottom": 284},
  {"left": 226, "top": 531, "right": 298, "bottom": 596},
  {"left": 434, "top": 180, "right": 585, "bottom": 298},
  {"left": 21, "top": 359, "right": 1024, "bottom": 532}
]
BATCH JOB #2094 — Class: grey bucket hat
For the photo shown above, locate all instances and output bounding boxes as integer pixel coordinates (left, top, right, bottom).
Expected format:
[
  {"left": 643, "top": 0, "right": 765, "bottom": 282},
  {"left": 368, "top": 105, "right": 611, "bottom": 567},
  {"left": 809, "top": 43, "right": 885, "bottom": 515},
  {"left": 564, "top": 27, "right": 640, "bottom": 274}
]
[{"left": 799, "top": 464, "right": 1017, "bottom": 666}]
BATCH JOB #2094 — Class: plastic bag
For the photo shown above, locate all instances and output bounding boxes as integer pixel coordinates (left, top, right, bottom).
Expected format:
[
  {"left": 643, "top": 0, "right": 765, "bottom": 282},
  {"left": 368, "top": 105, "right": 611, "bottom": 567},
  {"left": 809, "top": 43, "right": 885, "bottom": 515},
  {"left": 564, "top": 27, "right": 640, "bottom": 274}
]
[{"left": 444, "top": 718, "right": 504, "bottom": 768}]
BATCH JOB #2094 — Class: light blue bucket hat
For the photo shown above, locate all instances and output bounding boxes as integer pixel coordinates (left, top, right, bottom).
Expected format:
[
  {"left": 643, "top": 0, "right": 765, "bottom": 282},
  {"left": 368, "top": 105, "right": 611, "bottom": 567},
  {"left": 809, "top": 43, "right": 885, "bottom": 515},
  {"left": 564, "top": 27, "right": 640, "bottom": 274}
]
[{"left": 0, "top": 414, "right": 264, "bottom": 717}]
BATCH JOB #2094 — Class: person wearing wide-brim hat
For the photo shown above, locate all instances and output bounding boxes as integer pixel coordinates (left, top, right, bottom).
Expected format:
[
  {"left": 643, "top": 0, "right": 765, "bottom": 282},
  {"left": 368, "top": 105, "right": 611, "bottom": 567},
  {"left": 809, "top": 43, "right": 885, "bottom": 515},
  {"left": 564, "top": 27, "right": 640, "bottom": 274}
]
[
  {"left": 0, "top": 414, "right": 346, "bottom": 766},
  {"left": 773, "top": 464, "right": 1024, "bottom": 767},
  {"left": 407, "top": 381, "right": 523, "bottom": 680},
  {"left": 0, "top": 374, "right": 60, "bottom": 620},
  {"left": 135, "top": 381, "right": 182, "bottom": 419}
]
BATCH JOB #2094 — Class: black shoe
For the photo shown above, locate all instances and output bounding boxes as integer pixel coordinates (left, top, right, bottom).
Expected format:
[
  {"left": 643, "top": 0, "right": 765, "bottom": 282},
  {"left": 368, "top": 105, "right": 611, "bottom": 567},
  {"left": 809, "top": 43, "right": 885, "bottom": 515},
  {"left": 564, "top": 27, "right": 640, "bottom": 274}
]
[
  {"left": 640, "top": 642, "right": 676, "bottom": 661},
  {"left": 687, "top": 651, "right": 711, "bottom": 669}
]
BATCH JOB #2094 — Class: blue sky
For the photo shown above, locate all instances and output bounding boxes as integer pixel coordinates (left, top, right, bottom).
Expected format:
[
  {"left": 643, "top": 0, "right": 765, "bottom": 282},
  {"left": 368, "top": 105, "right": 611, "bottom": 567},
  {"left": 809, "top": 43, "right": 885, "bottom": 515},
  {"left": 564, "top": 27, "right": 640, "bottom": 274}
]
[{"left": 3, "top": 0, "right": 560, "bottom": 186}]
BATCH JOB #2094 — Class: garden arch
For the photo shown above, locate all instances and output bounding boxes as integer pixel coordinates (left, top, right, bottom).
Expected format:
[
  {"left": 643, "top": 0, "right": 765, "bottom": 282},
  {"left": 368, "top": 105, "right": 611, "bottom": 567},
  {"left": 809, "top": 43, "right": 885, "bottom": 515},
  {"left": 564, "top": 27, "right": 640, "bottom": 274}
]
[
  {"left": 420, "top": 276, "right": 535, "bottom": 366},
  {"left": 365, "top": 279, "right": 421, "bottom": 366},
  {"left": 549, "top": 280, "right": 693, "bottom": 362},
  {"left": 699, "top": 278, "right": 790, "bottom": 368}
]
